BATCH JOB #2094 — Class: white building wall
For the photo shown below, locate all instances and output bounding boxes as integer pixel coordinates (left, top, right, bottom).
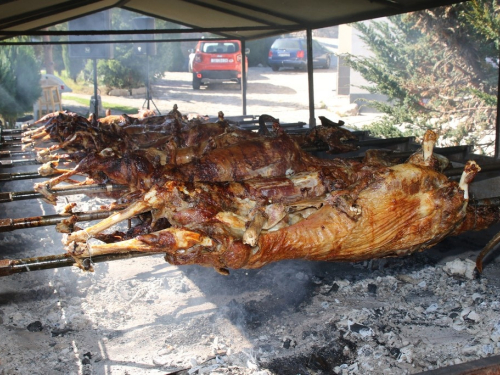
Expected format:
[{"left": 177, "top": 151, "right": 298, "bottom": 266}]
[{"left": 337, "top": 20, "right": 388, "bottom": 112}]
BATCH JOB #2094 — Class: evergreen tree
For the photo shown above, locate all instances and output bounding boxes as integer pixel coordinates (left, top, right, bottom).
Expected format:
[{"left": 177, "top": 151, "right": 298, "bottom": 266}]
[
  {"left": 0, "top": 40, "right": 41, "bottom": 127},
  {"left": 342, "top": 0, "right": 499, "bottom": 154}
]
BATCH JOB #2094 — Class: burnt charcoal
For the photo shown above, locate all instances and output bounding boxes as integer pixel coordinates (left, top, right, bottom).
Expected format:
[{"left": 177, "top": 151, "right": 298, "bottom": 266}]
[
  {"left": 348, "top": 322, "right": 370, "bottom": 334},
  {"left": 27, "top": 321, "right": 43, "bottom": 332},
  {"left": 311, "top": 275, "right": 323, "bottom": 285},
  {"left": 51, "top": 328, "right": 73, "bottom": 337},
  {"left": 283, "top": 338, "right": 297, "bottom": 349},
  {"left": 308, "top": 353, "right": 331, "bottom": 371},
  {"left": 264, "top": 345, "right": 348, "bottom": 375},
  {"left": 367, "top": 283, "right": 377, "bottom": 295},
  {"left": 222, "top": 299, "right": 262, "bottom": 330},
  {"left": 389, "top": 347, "right": 401, "bottom": 358},
  {"left": 323, "top": 282, "right": 339, "bottom": 295},
  {"left": 283, "top": 338, "right": 291, "bottom": 349},
  {"left": 403, "top": 289, "right": 436, "bottom": 304},
  {"left": 259, "top": 344, "right": 274, "bottom": 353},
  {"left": 81, "top": 358, "right": 91, "bottom": 365},
  {"left": 373, "top": 308, "right": 383, "bottom": 317}
]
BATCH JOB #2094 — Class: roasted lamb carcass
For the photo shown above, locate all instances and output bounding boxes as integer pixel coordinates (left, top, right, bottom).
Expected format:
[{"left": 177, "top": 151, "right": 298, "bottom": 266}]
[
  {"left": 22, "top": 106, "right": 180, "bottom": 161},
  {"left": 34, "top": 126, "right": 353, "bottom": 204},
  {"left": 63, "top": 129, "right": 499, "bottom": 274},
  {"left": 21, "top": 111, "right": 91, "bottom": 161},
  {"left": 96, "top": 108, "right": 157, "bottom": 127},
  {"left": 33, "top": 114, "right": 360, "bottom": 204},
  {"left": 289, "top": 116, "right": 359, "bottom": 154}
]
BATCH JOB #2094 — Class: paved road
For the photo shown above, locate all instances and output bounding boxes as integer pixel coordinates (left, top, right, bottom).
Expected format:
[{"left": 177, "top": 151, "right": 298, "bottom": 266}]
[{"left": 63, "top": 66, "right": 379, "bottom": 128}]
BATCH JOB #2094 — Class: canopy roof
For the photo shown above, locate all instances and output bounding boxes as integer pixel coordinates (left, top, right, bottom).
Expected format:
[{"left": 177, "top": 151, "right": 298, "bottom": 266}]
[{"left": 1, "top": 0, "right": 466, "bottom": 41}]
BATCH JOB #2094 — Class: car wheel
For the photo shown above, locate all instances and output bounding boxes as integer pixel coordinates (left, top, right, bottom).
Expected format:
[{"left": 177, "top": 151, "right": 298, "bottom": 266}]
[
  {"left": 271, "top": 65, "right": 280, "bottom": 72},
  {"left": 192, "top": 75, "right": 201, "bottom": 90},
  {"left": 323, "top": 56, "right": 331, "bottom": 69}
]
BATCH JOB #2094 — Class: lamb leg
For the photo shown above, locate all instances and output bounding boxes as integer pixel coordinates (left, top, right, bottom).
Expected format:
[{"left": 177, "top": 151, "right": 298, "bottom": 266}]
[
  {"left": 64, "top": 199, "right": 152, "bottom": 245},
  {"left": 66, "top": 227, "right": 215, "bottom": 271}
]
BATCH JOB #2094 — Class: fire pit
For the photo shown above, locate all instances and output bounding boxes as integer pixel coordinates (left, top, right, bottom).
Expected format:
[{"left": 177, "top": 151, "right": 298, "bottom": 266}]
[{"left": 1, "top": 119, "right": 500, "bottom": 374}]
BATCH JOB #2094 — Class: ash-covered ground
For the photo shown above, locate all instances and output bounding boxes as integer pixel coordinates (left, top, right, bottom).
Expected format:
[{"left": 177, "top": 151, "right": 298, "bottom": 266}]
[{"left": 1, "top": 163, "right": 500, "bottom": 375}]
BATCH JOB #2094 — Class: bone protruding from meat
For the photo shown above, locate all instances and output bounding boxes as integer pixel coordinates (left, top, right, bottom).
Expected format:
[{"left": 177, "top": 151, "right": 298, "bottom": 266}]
[
  {"left": 423, "top": 129, "right": 437, "bottom": 162},
  {"left": 38, "top": 161, "right": 73, "bottom": 176},
  {"left": 459, "top": 160, "right": 481, "bottom": 200},
  {"left": 407, "top": 129, "right": 442, "bottom": 170},
  {"left": 243, "top": 211, "right": 267, "bottom": 246}
]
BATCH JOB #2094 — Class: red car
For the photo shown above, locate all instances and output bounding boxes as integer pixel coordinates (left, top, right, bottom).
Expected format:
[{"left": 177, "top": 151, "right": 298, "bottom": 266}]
[{"left": 191, "top": 40, "right": 249, "bottom": 89}]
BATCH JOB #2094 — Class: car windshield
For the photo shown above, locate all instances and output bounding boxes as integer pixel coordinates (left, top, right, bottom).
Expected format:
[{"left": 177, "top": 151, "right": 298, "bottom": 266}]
[
  {"left": 272, "top": 39, "right": 302, "bottom": 50},
  {"left": 201, "top": 42, "right": 239, "bottom": 54}
]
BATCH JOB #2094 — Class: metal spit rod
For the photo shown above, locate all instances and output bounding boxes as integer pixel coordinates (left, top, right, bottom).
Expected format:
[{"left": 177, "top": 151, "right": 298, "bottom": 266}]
[
  {"left": 0, "top": 252, "right": 157, "bottom": 277},
  {"left": 1, "top": 128, "right": 24, "bottom": 135},
  {"left": 0, "top": 143, "right": 22, "bottom": 150},
  {"left": 0, "top": 183, "right": 128, "bottom": 203},
  {"left": 0, "top": 196, "right": 496, "bottom": 232},
  {"left": 0, "top": 156, "right": 72, "bottom": 168},
  {"left": 1, "top": 136, "right": 414, "bottom": 153},
  {"left": 0, "top": 158, "right": 39, "bottom": 167},
  {"left": 0, "top": 142, "right": 469, "bottom": 170},
  {"left": 0, "top": 135, "right": 22, "bottom": 142},
  {"left": 0, "top": 150, "right": 35, "bottom": 159},
  {"left": 0, "top": 171, "right": 56, "bottom": 182},
  {"left": 0, "top": 208, "right": 120, "bottom": 232}
]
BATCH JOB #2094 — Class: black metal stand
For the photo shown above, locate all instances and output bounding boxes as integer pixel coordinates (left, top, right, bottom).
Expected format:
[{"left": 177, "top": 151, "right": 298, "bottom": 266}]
[
  {"left": 142, "top": 55, "right": 161, "bottom": 114},
  {"left": 92, "top": 58, "right": 99, "bottom": 119}
]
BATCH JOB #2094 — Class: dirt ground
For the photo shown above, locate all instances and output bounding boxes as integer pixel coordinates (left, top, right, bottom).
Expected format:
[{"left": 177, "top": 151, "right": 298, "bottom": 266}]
[{"left": 1, "top": 67, "right": 500, "bottom": 375}]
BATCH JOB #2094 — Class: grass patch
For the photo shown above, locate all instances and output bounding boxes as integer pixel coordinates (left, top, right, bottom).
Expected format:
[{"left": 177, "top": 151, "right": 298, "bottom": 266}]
[
  {"left": 50, "top": 71, "right": 139, "bottom": 114},
  {"left": 62, "top": 94, "right": 139, "bottom": 114}
]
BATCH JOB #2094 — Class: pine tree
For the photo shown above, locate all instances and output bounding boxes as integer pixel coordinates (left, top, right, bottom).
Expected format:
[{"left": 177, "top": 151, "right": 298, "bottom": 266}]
[{"left": 342, "top": 0, "right": 499, "bottom": 154}]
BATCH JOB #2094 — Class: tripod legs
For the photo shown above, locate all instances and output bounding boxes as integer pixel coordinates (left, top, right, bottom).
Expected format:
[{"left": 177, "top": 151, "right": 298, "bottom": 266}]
[{"left": 142, "top": 55, "right": 161, "bottom": 115}]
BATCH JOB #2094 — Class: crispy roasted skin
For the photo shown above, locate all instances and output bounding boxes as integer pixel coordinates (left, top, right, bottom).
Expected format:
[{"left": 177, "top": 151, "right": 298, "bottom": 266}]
[
  {"left": 160, "top": 134, "right": 324, "bottom": 183},
  {"left": 64, "top": 158, "right": 497, "bottom": 273}
]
